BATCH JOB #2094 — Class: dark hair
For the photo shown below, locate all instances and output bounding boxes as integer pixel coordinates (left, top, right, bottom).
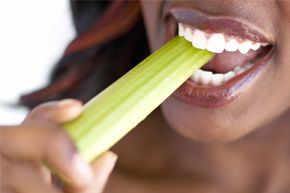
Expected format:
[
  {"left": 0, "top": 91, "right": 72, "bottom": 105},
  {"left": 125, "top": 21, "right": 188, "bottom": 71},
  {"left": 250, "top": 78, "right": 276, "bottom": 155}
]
[{"left": 21, "top": 1, "right": 149, "bottom": 108}]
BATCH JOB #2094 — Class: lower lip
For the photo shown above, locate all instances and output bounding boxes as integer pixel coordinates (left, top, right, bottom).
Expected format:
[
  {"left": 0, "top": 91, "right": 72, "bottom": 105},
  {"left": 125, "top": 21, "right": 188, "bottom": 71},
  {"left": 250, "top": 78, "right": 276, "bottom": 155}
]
[{"left": 172, "top": 47, "right": 274, "bottom": 108}]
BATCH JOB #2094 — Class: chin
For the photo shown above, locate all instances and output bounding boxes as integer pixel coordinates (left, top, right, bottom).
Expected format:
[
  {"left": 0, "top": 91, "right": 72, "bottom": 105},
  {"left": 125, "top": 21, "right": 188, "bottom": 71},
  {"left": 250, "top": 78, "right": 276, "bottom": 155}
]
[{"left": 161, "top": 96, "right": 256, "bottom": 143}]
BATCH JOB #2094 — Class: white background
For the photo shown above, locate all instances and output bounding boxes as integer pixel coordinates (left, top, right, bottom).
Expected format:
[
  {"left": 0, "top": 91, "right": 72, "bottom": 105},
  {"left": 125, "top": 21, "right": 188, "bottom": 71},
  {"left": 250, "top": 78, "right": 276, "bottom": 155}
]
[{"left": 0, "top": 0, "right": 75, "bottom": 124}]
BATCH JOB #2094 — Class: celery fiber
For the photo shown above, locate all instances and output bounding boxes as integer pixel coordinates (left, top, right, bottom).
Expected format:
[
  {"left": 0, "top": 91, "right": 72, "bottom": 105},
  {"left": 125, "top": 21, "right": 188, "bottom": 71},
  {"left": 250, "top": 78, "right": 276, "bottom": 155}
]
[{"left": 63, "top": 36, "right": 213, "bottom": 162}]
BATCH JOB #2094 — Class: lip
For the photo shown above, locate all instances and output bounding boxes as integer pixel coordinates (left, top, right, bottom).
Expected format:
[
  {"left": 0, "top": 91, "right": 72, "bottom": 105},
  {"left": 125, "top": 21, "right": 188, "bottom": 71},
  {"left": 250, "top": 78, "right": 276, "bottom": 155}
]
[
  {"left": 162, "top": 6, "right": 274, "bottom": 108},
  {"left": 166, "top": 7, "right": 271, "bottom": 44},
  {"left": 174, "top": 48, "right": 273, "bottom": 107}
]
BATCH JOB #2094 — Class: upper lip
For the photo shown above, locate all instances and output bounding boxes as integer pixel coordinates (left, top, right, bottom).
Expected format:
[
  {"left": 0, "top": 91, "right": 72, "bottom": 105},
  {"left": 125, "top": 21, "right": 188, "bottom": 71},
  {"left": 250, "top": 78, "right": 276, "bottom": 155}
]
[{"left": 166, "top": 7, "right": 272, "bottom": 44}]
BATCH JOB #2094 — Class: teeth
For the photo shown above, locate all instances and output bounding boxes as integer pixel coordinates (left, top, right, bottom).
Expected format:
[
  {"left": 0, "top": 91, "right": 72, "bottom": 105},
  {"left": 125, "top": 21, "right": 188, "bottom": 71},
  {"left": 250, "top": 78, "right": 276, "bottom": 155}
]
[
  {"left": 261, "top": 43, "right": 268, "bottom": 47},
  {"left": 234, "top": 66, "right": 244, "bottom": 75},
  {"left": 178, "top": 23, "right": 185, "bottom": 37},
  {"left": 191, "top": 29, "right": 207, "bottom": 49},
  {"left": 244, "top": 63, "right": 253, "bottom": 70},
  {"left": 225, "top": 39, "right": 239, "bottom": 52},
  {"left": 191, "top": 69, "right": 238, "bottom": 86},
  {"left": 184, "top": 27, "right": 193, "bottom": 42},
  {"left": 211, "top": 74, "right": 224, "bottom": 86},
  {"left": 178, "top": 23, "right": 267, "bottom": 55},
  {"left": 178, "top": 23, "right": 264, "bottom": 87},
  {"left": 238, "top": 41, "right": 252, "bottom": 54},
  {"left": 207, "top": 33, "right": 226, "bottom": 53},
  {"left": 192, "top": 69, "right": 203, "bottom": 82},
  {"left": 190, "top": 63, "right": 254, "bottom": 86},
  {"left": 200, "top": 71, "right": 213, "bottom": 85},
  {"left": 233, "top": 62, "right": 254, "bottom": 75},
  {"left": 190, "top": 64, "right": 252, "bottom": 86},
  {"left": 224, "top": 71, "right": 236, "bottom": 82},
  {"left": 251, "top": 43, "right": 261, "bottom": 51}
]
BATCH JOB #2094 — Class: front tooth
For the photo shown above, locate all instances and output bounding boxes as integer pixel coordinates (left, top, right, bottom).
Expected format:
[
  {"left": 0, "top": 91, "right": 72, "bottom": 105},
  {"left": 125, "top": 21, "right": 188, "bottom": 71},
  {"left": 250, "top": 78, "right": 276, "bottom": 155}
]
[
  {"left": 178, "top": 23, "right": 185, "bottom": 37},
  {"left": 191, "top": 29, "right": 207, "bottom": 49},
  {"left": 191, "top": 69, "right": 203, "bottom": 82},
  {"left": 211, "top": 74, "right": 224, "bottom": 86},
  {"left": 184, "top": 27, "right": 193, "bottom": 42},
  {"left": 238, "top": 41, "right": 252, "bottom": 54},
  {"left": 207, "top": 33, "right": 226, "bottom": 53},
  {"left": 251, "top": 42, "right": 261, "bottom": 51},
  {"left": 224, "top": 71, "right": 236, "bottom": 82},
  {"left": 225, "top": 39, "right": 239, "bottom": 52},
  {"left": 200, "top": 70, "right": 213, "bottom": 85}
]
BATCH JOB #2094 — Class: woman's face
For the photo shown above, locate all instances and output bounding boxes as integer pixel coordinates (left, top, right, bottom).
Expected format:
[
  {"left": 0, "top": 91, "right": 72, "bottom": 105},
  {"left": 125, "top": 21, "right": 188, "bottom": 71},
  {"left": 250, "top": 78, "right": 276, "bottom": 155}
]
[{"left": 141, "top": 0, "right": 290, "bottom": 142}]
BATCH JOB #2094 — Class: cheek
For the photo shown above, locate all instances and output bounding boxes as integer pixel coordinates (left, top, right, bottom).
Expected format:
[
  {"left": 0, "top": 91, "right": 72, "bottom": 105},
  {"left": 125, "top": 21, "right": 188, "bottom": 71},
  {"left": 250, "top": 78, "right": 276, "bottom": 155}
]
[{"left": 140, "top": 0, "right": 165, "bottom": 51}]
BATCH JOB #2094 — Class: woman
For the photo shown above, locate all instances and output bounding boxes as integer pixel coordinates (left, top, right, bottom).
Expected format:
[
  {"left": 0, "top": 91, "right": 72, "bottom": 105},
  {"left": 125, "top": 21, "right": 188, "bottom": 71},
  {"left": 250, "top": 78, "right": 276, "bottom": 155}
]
[{"left": 1, "top": 1, "right": 290, "bottom": 192}]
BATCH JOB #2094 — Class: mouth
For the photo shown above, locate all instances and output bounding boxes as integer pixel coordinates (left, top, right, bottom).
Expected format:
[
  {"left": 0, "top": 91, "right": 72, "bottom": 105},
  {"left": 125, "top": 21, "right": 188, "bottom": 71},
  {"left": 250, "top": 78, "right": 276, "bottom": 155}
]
[{"left": 164, "top": 7, "right": 274, "bottom": 108}]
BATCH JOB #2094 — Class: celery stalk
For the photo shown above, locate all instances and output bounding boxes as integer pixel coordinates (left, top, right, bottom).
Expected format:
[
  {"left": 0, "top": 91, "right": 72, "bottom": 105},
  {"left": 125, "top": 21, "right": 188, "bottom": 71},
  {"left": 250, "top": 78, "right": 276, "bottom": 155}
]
[{"left": 63, "top": 36, "right": 213, "bottom": 162}]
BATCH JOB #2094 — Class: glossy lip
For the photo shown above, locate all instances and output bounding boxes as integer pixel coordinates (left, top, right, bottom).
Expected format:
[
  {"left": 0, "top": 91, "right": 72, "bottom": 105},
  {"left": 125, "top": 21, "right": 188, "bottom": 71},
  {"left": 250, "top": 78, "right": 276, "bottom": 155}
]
[
  {"left": 173, "top": 48, "right": 273, "bottom": 108},
  {"left": 162, "top": 6, "right": 274, "bottom": 108},
  {"left": 167, "top": 7, "right": 272, "bottom": 44}
]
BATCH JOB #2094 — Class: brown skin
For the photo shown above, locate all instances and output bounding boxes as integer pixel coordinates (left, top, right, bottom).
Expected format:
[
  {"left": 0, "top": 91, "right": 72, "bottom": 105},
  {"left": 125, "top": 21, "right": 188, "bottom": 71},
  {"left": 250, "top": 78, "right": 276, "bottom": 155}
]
[
  {"left": 142, "top": 0, "right": 290, "bottom": 142},
  {"left": 1, "top": 1, "right": 290, "bottom": 193},
  {"left": 104, "top": 0, "right": 290, "bottom": 192},
  {"left": 1, "top": 100, "right": 117, "bottom": 193}
]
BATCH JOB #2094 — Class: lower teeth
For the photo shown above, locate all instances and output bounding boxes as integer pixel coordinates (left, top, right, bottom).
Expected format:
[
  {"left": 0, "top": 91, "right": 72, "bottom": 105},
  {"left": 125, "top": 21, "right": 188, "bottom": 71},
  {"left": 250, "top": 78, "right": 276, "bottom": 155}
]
[{"left": 190, "top": 62, "right": 254, "bottom": 86}]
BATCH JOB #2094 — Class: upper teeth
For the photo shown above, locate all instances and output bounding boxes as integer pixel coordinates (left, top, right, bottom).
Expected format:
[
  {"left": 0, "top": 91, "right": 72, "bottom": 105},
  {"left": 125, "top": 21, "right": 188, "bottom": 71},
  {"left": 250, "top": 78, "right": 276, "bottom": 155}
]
[{"left": 178, "top": 23, "right": 268, "bottom": 54}]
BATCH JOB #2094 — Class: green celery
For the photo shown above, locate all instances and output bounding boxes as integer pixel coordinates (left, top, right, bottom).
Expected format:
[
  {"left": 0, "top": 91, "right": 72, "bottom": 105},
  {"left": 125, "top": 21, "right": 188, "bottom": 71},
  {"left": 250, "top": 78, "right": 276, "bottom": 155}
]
[{"left": 63, "top": 36, "right": 213, "bottom": 162}]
